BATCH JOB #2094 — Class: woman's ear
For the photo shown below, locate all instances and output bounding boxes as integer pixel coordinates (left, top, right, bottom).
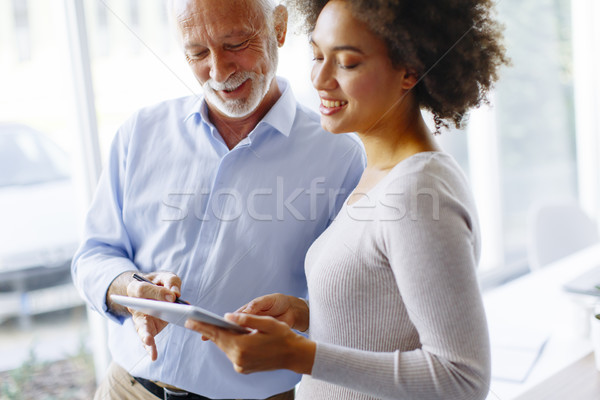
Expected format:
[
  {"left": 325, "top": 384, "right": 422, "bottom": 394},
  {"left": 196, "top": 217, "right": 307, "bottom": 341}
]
[
  {"left": 273, "top": 5, "right": 288, "bottom": 47},
  {"left": 400, "top": 68, "right": 419, "bottom": 90}
]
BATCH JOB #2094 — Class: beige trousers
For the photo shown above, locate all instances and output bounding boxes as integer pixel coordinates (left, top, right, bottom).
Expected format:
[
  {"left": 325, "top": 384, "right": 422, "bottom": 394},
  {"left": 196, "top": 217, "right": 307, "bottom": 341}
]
[
  {"left": 94, "top": 362, "right": 295, "bottom": 400},
  {"left": 94, "top": 362, "right": 161, "bottom": 400}
]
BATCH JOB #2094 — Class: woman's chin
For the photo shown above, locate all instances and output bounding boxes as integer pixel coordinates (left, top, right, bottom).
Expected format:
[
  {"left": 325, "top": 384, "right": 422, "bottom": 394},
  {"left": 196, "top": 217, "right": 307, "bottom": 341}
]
[{"left": 320, "top": 122, "right": 353, "bottom": 135}]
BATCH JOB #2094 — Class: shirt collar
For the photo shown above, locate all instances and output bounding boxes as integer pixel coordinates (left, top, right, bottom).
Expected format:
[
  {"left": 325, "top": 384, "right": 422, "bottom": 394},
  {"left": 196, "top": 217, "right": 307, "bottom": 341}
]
[
  {"left": 256, "top": 77, "right": 296, "bottom": 138},
  {"left": 183, "top": 77, "right": 297, "bottom": 138}
]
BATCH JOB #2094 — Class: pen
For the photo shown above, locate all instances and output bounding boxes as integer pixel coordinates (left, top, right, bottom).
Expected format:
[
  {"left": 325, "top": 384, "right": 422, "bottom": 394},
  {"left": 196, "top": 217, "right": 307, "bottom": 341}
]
[{"left": 132, "top": 273, "right": 190, "bottom": 304}]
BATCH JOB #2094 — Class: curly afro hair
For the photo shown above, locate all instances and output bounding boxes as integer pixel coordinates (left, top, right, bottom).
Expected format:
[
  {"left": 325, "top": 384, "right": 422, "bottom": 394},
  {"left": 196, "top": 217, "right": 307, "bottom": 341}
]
[{"left": 287, "top": 0, "right": 509, "bottom": 133}]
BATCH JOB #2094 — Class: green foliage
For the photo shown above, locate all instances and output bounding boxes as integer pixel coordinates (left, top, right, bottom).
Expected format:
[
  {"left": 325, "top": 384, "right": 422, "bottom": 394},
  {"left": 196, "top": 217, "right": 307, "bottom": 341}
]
[
  {"left": 0, "top": 340, "right": 95, "bottom": 400},
  {"left": 0, "top": 348, "right": 38, "bottom": 400}
]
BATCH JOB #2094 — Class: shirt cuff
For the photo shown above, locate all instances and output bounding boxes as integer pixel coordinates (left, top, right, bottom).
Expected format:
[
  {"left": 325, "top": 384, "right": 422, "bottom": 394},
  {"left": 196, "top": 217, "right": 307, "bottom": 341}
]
[{"left": 81, "top": 255, "right": 138, "bottom": 324}]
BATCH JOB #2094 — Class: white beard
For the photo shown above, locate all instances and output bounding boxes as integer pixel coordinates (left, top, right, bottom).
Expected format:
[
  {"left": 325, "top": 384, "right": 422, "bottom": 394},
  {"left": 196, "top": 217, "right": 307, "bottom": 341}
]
[
  {"left": 202, "top": 36, "right": 279, "bottom": 118},
  {"left": 203, "top": 70, "right": 272, "bottom": 118}
]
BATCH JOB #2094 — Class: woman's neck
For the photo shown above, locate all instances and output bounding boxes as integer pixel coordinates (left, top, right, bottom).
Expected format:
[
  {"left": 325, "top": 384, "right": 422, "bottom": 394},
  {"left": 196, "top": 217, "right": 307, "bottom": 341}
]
[
  {"left": 346, "top": 110, "right": 440, "bottom": 206},
  {"left": 356, "top": 104, "right": 440, "bottom": 171}
]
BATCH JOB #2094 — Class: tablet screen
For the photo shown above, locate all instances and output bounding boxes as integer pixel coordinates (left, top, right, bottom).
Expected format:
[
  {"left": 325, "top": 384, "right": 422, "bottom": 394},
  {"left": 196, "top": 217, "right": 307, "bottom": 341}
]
[{"left": 110, "top": 295, "right": 249, "bottom": 333}]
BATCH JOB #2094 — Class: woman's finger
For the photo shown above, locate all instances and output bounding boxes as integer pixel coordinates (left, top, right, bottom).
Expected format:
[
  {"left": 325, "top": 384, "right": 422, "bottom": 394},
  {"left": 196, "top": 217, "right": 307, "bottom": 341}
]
[
  {"left": 225, "top": 313, "right": 282, "bottom": 333},
  {"left": 185, "top": 319, "right": 219, "bottom": 340}
]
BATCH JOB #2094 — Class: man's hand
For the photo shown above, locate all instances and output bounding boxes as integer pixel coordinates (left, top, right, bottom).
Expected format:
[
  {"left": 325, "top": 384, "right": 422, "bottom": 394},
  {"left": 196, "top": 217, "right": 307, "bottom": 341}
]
[
  {"left": 236, "top": 293, "right": 310, "bottom": 332},
  {"left": 106, "top": 271, "right": 182, "bottom": 361}
]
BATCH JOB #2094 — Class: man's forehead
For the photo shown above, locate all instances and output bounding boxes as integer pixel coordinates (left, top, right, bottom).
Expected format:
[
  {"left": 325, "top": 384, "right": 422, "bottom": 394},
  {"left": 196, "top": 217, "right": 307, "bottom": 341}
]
[
  {"left": 175, "top": 0, "right": 266, "bottom": 43},
  {"left": 173, "top": 0, "right": 263, "bottom": 25}
]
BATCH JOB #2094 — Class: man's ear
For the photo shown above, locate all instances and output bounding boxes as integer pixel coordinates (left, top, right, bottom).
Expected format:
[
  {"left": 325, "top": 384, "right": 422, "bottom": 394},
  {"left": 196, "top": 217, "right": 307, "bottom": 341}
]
[
  {"left": 400, "top": 68, "right": 419, "bottom": 90},
  {"left": 273, "top": 5, "right": 288, "bottom": 47}
]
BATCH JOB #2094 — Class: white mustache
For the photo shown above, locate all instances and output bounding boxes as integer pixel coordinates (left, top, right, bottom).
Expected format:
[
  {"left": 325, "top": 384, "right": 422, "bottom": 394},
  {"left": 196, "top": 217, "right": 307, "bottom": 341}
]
[{"left": 206, "top": 72, "right": 253, "bottom": 91}]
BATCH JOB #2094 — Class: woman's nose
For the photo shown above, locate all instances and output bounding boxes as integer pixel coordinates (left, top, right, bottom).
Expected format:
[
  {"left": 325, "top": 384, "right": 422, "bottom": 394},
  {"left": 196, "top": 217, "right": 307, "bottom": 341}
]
[{"left": 311, "top": 61, "right": 337, "bottom": 91}]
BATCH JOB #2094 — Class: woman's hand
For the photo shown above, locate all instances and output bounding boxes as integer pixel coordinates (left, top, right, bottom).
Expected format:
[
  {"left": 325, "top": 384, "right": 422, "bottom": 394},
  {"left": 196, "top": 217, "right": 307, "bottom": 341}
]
[
  {"left": 236, "top": 293, "right": 310, "bottom": 332},
  {"left": 185, "top": 313, "right": 316, "bottom": 375}
]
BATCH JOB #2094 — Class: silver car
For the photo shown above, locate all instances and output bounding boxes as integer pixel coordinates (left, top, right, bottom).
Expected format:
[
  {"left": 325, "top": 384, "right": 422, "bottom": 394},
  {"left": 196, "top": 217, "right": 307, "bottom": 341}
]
[{"left": 0, "top": 123, "right": 83, "bottom": 325}]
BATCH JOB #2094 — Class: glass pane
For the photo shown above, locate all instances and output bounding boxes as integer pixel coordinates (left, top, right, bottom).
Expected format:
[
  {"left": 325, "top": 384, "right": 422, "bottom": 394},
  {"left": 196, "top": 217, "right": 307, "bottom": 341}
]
[
  {"left": 495, "top": 0, "right": 577, "bottom": 266},
  {"left": 84, "top": 0, "right": 198, "bottom": 157},
  {"left": 0, "top": 125, "right": 70, "bottom": 187},
  {"left": 435, "top": 128, "right": 471, "bottom": 181},
  {"left": 0, "top": 0, "right": 94, "bottom": 396}
]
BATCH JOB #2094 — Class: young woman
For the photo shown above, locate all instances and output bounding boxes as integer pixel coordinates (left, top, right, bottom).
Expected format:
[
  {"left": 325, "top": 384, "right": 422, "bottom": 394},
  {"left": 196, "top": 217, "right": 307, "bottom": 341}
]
[{"left": 186, "top": 1, "right": 507, "bottom": 399}]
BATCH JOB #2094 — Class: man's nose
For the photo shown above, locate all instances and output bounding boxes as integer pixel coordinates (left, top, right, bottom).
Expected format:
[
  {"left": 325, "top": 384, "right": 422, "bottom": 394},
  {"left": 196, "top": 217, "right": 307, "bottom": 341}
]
[{"left": 209, "top": 51, "right": 236, "bottom": 83}]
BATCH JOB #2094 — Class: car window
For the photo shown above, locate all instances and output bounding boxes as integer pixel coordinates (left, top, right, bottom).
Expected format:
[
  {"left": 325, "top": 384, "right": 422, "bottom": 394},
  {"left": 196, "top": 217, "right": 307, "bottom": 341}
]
[{"left": 0, "top": 128, "right": 70, "bottom": 187}]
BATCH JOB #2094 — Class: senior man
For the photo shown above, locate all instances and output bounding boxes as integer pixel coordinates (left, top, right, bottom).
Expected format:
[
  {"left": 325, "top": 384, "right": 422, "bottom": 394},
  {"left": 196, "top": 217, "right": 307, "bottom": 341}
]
[{"left": 72, "top": 0, "right": 364, "bottom": 399}]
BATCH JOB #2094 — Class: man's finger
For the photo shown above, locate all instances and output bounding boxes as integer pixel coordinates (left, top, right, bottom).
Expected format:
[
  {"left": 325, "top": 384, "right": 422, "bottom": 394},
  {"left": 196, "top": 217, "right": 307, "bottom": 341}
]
[
  {"left": 131, "top": 313, "right": 160, "bottom": 361},
  {"left": 127, "top": 280, "right": 176, "bottom": 302},
  {"left": 133, "top": 314, "right": 152, "bottom": 340},
  {"left": 139, "top": 323, "right": 155, "bottom": 345},
  {"left": 146, "top": 272, "right": 182, "bottom": 296},
  {"left": 144, "top": 343, "right": 158, "bottom": 361}
]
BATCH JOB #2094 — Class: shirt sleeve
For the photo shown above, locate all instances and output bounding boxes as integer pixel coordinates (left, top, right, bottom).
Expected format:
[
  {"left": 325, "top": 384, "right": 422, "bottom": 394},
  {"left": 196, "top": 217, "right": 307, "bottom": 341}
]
[
  {"left": 310, "top": 170, "right": 490, "bottom": 400},
  {"left": 71, "top": 121, "right": 138, "bottom": 324}
]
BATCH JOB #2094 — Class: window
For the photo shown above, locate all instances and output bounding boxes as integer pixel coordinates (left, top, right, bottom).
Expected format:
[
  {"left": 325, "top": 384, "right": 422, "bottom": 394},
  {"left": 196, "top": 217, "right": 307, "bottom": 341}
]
[
  {"left": 439, "top": 0, "right": 580, "bottom": 283},
  {"left": 85, "top": 0, "right": 195, "bottom": 156},
  {"left": 495, "top": 0, "right": 577, "bottom": 269},
  {"left": 0, "top": 0, "right": 91, "bottom": 393},
  {"left": 0, "top": 0, "right": 597, "bottom": 395},
  {"left": 11, "top": 0, "right": 31, "bottom": 62}
]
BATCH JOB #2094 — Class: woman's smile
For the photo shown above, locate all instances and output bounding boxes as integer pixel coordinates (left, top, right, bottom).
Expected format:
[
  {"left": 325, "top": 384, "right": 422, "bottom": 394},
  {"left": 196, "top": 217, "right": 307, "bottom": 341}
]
[{"left": 319, "top": 98, "right": 348, "bottom": 115}]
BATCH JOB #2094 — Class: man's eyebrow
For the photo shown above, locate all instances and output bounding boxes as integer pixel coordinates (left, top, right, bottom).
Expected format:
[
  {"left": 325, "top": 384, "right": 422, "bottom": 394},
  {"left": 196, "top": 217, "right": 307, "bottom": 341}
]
[
  {"left": 184, "top": 30, "right": 255, "bottom": 49},
  {"left": 223, "top": 29, "right": 254, "bottom": 39},
  {"left": 309, "top": 38, "right": 364, "bottom": 54},
  {"left": 184, "top": 43, "right": 205, "bottom": 50}
]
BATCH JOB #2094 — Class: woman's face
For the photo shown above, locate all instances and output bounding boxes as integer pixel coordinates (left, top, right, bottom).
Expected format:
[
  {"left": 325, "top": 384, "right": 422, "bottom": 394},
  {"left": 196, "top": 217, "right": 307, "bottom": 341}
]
[{"left": 310, "top": 0, "right": 411, "bottom": 135}]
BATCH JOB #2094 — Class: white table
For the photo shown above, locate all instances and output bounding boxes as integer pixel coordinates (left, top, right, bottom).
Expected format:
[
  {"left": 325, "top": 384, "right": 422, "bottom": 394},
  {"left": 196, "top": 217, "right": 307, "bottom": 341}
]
[
  {"left": 484, "top": 244, "right": 600, "bottom": 400},
  {"left": 513, "top": 353, "right": 600, "bottom": 400}
]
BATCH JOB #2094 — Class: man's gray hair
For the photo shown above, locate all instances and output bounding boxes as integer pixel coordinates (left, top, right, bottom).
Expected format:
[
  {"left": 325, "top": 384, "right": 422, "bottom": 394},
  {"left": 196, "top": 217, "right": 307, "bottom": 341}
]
[
  {"left": 256, "top": 0, "right": 277, "bottom": 31},
  {"left": 167, "top": 0, "right": 278, "bottom": 29},
  {"left": 257, "top": 0, "right": 277, "bottom": 16}
]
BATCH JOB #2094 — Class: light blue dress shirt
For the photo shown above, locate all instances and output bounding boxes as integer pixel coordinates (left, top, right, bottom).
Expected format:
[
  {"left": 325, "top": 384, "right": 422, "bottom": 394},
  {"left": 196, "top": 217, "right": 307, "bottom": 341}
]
[{"left": 72, "top": 78, "right": 365, "bottom": 398}]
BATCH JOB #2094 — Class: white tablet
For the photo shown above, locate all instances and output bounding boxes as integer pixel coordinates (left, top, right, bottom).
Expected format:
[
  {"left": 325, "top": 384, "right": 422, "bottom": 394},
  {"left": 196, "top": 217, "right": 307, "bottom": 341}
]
[{"left": 110, "top": 295, "right": 250, "bottom": 333}]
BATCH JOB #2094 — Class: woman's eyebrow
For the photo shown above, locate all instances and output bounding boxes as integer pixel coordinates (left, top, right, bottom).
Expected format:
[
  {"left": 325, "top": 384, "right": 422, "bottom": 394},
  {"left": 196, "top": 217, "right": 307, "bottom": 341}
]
[
  {"left": 331, "top": 45, "right": 364, "bottom": 54},
  {"left": 309, "top": 38, "right": 364, "bottom": 54}
]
